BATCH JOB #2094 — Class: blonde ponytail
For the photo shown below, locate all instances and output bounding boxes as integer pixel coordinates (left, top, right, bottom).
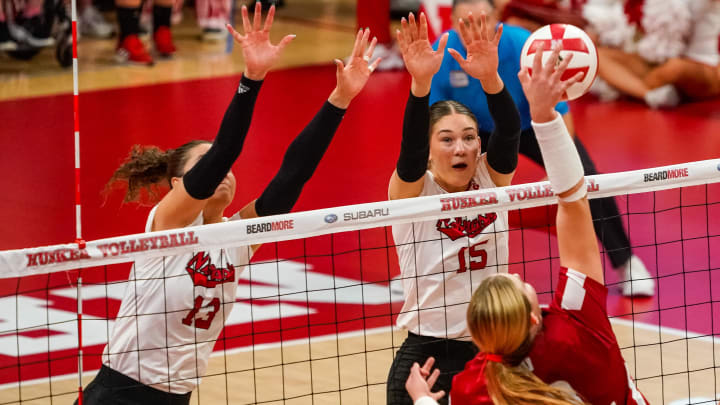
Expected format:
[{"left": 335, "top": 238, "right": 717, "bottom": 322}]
[{"left": 468, "top": 276, "right": 587, "bottom": 405}]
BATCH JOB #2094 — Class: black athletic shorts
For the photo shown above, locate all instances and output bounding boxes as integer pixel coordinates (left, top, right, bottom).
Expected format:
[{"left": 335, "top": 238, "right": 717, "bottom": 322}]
[
  {"left": 386, "top": 332, "right": 477, "bottom": 405},
  {"left": 74, "top": 365, "right": 191, "bottom": 405}
]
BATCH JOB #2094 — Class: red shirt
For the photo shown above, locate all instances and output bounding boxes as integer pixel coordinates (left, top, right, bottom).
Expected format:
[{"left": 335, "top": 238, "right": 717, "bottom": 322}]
[
  {"left": 450, "top": 268, "right": 648, "bottom": 405},
  {"left": 450, "top": 352, "right": 494, "bottom": 405}
]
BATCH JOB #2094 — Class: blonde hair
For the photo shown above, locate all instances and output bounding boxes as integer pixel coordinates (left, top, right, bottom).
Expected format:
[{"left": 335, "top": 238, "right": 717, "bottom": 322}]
[{"left": 467, "top": 275, "right": 587, "bottom": 405}]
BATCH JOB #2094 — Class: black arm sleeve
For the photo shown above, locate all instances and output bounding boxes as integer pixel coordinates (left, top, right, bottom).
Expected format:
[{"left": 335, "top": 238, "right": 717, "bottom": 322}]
[
  {"left": 395, "top": 92, "right": 430, "bottom": 182},
  {"left": 183, "top": 75, "right": 263, "bottom": 199},
  {"left": 254, "top": 101, "right": 346, "bottom": 217},
  {"left": 485, "top": 86, "right": 522, "bottom": 175}
]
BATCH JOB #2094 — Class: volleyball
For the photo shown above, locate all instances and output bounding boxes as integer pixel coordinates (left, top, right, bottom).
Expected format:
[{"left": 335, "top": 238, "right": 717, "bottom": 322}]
[{"left": 520, "top": 24, "right": 598, "bottom": 101}]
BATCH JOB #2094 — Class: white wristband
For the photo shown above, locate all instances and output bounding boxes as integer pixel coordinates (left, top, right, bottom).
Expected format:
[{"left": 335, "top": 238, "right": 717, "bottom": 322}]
[
  {"left": 559, "top": 180, "right": 588, "bottom": 203},
  {"left": 531, "top": 112, "right": 585, "bottom": 195},
  {"left": 414, "top": 396, "right": 440, "bottom": 405}
]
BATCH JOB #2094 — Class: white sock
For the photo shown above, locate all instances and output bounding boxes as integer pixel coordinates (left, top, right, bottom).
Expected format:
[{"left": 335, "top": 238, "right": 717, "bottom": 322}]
[
  {"left": 590, "top": 77, "right": 621, "bottom": 102},
  {"left": 644, "top": 84, "right": 681, "bottom": 109}
]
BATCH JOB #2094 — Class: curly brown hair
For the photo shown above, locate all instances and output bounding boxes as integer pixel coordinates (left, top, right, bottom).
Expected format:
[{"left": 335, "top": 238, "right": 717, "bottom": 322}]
[{"left": 105, "top": 140, "right": 210, "bottom": 204}]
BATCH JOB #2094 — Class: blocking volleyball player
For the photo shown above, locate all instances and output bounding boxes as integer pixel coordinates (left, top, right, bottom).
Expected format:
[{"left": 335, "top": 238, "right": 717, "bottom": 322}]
[
  {"left": 75, "top": 7, "right": 381, "bottom": 404},
  {"left": 406, "top": 43, "right": 648, "bottom": 405},
  {"left": 386, "top": 11, "right": 522, "bottom": 405},
  {"left": 431, "top": 0, "right": 654, "bottom": 298}
]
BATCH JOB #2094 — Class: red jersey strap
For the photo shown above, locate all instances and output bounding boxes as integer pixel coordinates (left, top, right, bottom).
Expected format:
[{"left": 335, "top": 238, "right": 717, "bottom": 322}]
[{"left": 450, "top": 353, "right": 494, "bottom": 405}]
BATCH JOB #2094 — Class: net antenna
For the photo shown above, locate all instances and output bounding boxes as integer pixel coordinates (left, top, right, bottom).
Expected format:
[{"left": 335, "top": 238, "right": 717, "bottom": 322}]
[{"left": 69, "top": 0, "right": 84, "bottom": 401}]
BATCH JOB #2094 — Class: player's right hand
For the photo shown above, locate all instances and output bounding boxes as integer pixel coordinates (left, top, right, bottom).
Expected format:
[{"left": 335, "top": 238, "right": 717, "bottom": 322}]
[
  {"left": 226, "top": 2, "right": 295, "bottom": 81},
  {"left": 396, "top": 12, "right": 448, "bottom": 93},
  {"left": 328, "top": 28, "right": 381, "bottom": 109},
  {"left": 405, "top": 357, "right": 445, "bottom": 402}
]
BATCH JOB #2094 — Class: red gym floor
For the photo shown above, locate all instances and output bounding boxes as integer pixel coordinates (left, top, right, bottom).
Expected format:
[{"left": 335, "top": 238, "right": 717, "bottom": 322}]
[{"left": 1, "top": 65, "right": 719, "bottom": 385}]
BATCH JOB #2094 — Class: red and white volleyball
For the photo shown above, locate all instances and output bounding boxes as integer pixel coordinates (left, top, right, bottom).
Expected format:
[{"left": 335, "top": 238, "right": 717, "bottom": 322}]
[{"left": 520, "top": 24, "right": 598, "bottom": 101}]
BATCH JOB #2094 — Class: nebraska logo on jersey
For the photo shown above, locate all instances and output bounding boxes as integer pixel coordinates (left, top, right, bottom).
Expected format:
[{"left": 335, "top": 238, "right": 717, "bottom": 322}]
[
  {"left": 436, "top": 213, "right": 498, "bottom": 241},
  {"left": 185, "top": 252, "right": 235, "bottom": 288}
]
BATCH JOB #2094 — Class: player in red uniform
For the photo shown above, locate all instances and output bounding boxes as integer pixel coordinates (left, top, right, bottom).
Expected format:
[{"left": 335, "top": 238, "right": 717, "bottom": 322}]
[{"left": 405, "top": 43, "right": 648, "bottom": 405}]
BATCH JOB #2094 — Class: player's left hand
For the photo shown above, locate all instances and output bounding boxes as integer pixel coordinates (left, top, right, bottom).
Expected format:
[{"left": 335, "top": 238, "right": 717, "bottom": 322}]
[
  {"left": 226, "top": 3, "right": 295, "bottom": 81},
  {"left": 449, "top": 12, "right": 502, "bottom": 82},
  {"left": 405, "top": 357, "right": 445, "bottom": 402},
  {"left": 328, "top": 28, "right": 380, "bottom": 109}
]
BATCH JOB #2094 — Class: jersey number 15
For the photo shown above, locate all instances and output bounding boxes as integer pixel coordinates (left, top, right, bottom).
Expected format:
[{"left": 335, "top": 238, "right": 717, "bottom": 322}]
[{"left": 455, "top": 240, "right": 488, "bottom": 273}]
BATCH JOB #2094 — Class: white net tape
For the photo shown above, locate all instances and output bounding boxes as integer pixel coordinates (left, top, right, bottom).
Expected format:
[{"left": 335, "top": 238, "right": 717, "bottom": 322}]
[{"left": 2, "top": 159, "right": 719, "bottom": 278}]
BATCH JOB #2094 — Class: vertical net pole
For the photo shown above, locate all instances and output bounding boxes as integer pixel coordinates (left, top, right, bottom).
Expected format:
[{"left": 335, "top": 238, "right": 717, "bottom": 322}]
[{"left": 70, "top": 0, "right": 84, "bottom": 400}]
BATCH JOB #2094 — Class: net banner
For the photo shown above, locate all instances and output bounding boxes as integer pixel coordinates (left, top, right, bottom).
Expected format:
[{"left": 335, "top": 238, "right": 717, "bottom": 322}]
[{"left": 2, "top": 158, "right": 719, "bottom": 278}]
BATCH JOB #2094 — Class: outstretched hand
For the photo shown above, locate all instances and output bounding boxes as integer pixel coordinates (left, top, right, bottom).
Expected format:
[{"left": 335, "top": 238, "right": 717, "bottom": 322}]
[
  {"left": 518, "top": 43, "right": 584, "bottom": 123},
  {"left": 328, "top": 28, "right": 380, "bottom": 109},
  {"left": 226, "top": 3, "right": 295, "bottom": 81},
  {"left": 405, "top": 357, "right": 445, "bottom": 402},
  {"left": 449, "top": 12, "right": 502, "bottom": 83},
  {"left": 396, "top": 12, "right": 448, "bottom": 95}
]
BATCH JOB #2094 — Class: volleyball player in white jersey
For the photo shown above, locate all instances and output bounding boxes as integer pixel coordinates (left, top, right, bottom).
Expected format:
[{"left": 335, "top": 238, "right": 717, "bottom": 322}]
[
  {"left": 386, "top": 11, "right": 521, "bottom": 405},
  {"left": 76, "top": 7, "right": 381, "bottom": 404},
  {"left": 406, "top": 43, "right": 648, "bottom": 405}
]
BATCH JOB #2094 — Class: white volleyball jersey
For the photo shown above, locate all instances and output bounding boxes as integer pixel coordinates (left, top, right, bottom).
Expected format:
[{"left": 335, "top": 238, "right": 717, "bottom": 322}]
[
  {"left": 103, "top": 206, "right": 252, "bottom": 394},
  {"left": 685, "top": 0, "right": 720, "bottom": 66},
  {"left": 392, "top": 155, "right": 509, "bottom": 339}
]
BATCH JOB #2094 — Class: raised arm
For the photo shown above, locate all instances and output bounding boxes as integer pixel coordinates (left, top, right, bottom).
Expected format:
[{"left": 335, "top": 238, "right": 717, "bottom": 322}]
[
  {"left": 448, "top": 12, "right": 521, "bottom": 187},
  {"left": 152, "top": 3, "right": 293, "bottom": 231},
  {"left": 240, "top": 28, "right": 380, "bottom": 219},
  {"left": 519, "top": 43, "right": 604, "bottom": 284},
  {"left": 389, "top": 12, "right": 448, "bottom": 200}
]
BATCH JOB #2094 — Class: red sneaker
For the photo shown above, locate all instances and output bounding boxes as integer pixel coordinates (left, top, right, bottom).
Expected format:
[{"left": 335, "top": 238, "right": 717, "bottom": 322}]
[
  {"left": 153, "top": 26, "right": 176, "bottom": 57},
  {"left": 115, "top": 34, "right": 153, "bottom": 65}
]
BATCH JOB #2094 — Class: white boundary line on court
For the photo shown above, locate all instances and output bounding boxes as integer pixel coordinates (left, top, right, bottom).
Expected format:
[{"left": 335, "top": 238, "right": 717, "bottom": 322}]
[
  {"left": 611, "top": 317, "right": 720, "bottom": 345},
  {"left": 0, "top": 325, "right": 398, "bottom": 391},
  {"left": 1, "top": 319, "right": 717, "bottom": 392}
]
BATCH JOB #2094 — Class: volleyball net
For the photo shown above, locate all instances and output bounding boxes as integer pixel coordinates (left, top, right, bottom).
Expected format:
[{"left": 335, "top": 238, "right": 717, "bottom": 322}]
[{"left": 1, "top": 159, "right": 719, "bottom": 404}]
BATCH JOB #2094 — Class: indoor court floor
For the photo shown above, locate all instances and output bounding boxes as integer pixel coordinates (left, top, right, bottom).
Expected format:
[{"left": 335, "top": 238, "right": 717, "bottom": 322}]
[{"left": 1, "top": 0, "right": 720, "bottom": 403}]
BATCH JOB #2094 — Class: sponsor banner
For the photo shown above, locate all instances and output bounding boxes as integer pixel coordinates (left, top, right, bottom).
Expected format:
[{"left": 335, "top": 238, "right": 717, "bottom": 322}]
[
  {"left": 246, "top": 219, "right": 295, "bottom": 234},
  {"left": 1, "top": 159, "right": 719, "bottom": 277},
  {"left": 643, "top": 167, "right": 689, "bottom": 183},
  {"left": 343, "top": 208, "right": 389, "bottom": 222}
]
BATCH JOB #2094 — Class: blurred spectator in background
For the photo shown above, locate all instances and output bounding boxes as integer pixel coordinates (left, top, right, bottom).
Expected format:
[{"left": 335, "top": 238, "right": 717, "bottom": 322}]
[
  {"left": 357, "top": 0, "right": 404, "bottom": 70},
  {"left": 3, "top": 0, "right": 54, "bottom": 48},
  {"left": 80, "top": 0, "right": 115, "bottom": 38},
  {"left": 259, "top": 0, "right": 284, "bottom": 8},
  {"left": 498, "top": 0, "right": 586, "bottom": 31},
  {"left": 115, "top": 0, "right": 174, "bottom": 64},
  {"left": 195, "top": 0, "right": 230, "bottom": 41},
  {"left": 141, "top": 0, "right": 231, "bottom": 42},
  {"left": 584, "top": 0, "right": 720, "bottom": 108},
  {"left": 1, "top": 1, "right": 18, "bottom": 50}
]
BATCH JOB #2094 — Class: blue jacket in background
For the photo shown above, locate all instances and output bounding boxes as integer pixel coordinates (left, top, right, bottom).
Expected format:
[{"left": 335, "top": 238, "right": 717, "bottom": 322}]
[{"left": 430, "top": 25, "right": 568, "bottom": 132}]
